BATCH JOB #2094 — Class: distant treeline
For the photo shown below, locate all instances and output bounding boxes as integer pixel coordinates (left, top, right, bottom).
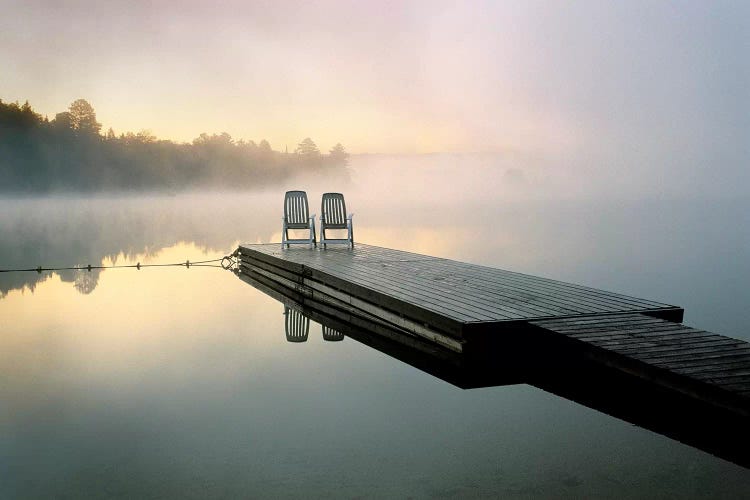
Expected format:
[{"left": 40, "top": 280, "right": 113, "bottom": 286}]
[{"left": 0, "top": 98, "right": 350, "bottom": 192}]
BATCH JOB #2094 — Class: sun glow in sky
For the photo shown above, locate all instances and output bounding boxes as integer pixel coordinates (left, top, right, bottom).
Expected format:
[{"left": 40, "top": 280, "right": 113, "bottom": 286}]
[{"left": 2, "top": 1, "right": 748, "bottom": 155}]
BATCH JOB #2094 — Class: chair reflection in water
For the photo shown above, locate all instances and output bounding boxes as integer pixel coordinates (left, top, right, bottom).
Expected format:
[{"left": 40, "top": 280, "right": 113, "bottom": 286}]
[
  {"left": 284, "top": 306, "right": 309, "bottom": 342},
  {"left": 320, "top": 192, "right": 354, "bottom": 249},
  {"left": 283, "top": 306, "right": 345, "bottom": 343},
  {"left": 322, "top": 325, "right": 345, "bottom": 342},
  {"left": 282, "top": 190, "right": 316, "bottom": 249}
]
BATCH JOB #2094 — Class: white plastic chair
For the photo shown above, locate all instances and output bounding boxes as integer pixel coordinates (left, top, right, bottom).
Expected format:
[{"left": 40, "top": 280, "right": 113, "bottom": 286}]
[
  {"left": 320, "top": 192, "right": 353, "bottom": 249},
  {"left": 282, "top": 190, "right": 316, "bottom": 249}
]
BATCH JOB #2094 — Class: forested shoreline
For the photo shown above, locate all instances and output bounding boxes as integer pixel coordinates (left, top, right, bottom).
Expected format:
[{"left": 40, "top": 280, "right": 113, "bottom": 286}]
[{"left": 0, "top": 98, "right": 350, "bottom": 193}]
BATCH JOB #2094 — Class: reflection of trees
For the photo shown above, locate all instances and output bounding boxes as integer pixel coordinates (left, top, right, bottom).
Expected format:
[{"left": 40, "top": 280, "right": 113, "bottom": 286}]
[
  {"left": 0, "top": 194, "right": 282, "bottom": 299},
  {"left": 73, "top": 269, "right": 102, "bottom": 295}
]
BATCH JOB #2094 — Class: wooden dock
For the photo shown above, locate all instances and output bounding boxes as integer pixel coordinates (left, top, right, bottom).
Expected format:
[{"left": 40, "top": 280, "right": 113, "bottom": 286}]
[{"left": 237, "top": 243, "right": 749, "bottom": 423}]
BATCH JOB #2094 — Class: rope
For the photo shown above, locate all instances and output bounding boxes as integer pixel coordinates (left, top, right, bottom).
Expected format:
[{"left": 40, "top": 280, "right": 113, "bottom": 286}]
[{"left": 0, "top": 250, "right": 240, "bottom": 274}]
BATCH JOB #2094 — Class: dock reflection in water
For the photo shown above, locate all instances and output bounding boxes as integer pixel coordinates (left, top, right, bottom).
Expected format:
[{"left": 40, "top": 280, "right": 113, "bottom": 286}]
[{"left": 239, "top": 270, "right": 749, "bottom": 469}]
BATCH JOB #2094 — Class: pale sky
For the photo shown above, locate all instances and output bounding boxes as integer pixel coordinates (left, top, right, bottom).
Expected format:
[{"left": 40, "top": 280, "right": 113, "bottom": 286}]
[{"left": 1, "top": 0, "right": 748, "bottom": 155}]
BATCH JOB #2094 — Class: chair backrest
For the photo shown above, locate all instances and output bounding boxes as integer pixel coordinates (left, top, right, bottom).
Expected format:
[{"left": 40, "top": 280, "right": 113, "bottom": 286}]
[
  {"left": 284, "top": 190, "right": 310, "bottom": 225},
  {"left": 321, "top": 192, "right": 347, "bottom": 226}
]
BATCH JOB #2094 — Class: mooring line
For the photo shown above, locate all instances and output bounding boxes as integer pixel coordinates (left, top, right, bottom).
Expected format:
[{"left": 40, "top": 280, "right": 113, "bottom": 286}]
[{"left": 0, "top": 251, "right": 240, "bottom": 274}]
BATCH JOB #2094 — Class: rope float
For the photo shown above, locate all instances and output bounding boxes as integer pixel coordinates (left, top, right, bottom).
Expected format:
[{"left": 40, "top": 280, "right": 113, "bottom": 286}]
[{"left": 0, "top": 250, "right": 240, "bottom": 274}]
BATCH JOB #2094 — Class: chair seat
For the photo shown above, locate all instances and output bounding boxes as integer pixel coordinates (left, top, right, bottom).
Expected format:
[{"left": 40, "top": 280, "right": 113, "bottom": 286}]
[
  {"left": 286, "top": 222, "right": 311, "bottom": 229},
  {"left": 322, "top": 222, "right": 348, "bottom": 229}
]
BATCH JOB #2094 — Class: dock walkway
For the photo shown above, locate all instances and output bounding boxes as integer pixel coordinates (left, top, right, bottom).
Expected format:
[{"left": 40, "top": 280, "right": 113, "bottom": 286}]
[{"left": 238, "top": 243, "right": 748, "bottom": 418}]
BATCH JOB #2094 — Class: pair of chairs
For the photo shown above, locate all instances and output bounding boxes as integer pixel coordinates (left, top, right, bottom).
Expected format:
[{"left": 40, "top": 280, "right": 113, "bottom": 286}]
[{"left": 281, "top": 190, "right": 354, "bottom": 249}]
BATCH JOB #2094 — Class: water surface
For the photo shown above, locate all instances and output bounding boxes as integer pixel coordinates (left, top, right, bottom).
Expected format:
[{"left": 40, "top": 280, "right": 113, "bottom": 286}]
[{"left": 1, "top": 164, "right": 749, "bottom": 497}]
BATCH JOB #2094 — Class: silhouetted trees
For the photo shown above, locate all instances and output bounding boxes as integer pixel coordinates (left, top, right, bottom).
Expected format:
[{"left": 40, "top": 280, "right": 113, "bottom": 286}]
[
  {"left": 0, "top": 97, "right": 350, "bottom": 193},
  {"left": 68, "top": 99, "right": 101, "bottom": 135},
  {"left": 295, "top": 137, "right": 320, "bottom": 157},
  {"left": 329, "top": 143, "right": 349, "bottom": 167},
  {"left": 53, "top": 112, "right": 73, "bottom": 130}
]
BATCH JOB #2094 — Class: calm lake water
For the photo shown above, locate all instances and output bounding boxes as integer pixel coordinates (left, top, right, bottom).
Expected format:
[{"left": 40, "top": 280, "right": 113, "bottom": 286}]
[{"left": 1, "top": 158, "right": 749, "bottom": 497}]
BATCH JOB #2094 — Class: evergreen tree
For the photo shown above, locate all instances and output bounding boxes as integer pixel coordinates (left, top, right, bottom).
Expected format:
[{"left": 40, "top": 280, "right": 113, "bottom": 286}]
[
  {"left": 329, "top": 143, "right": 349, "bottom": 166},
  {"left": 68, "top": 99, "right": 101, "bottom": 135},
  {"left": 295, "top": 137, "right": 320, "bottom": 157},
  {"left": 52, "top": 112, "right": 73, "bottom": 130}
]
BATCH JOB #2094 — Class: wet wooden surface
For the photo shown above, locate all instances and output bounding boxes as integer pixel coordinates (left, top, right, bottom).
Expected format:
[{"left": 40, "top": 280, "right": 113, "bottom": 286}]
[
  {"left": 239, "top": 243, "right": 683, "bottom": 332},
  {"left": 531, "top": 313, "right": 749, "bottom": 415}
]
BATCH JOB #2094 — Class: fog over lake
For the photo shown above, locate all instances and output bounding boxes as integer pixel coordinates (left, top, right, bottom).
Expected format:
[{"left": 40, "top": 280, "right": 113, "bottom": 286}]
[
  {"left": 1, "top": 153, "right": 748, "bottom": 497},
  {"left": 3, "top": 0, "right": 749, "bottom": 495}
]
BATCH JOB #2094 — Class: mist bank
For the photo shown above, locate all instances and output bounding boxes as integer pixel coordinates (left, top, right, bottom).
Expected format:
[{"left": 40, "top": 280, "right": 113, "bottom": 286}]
[
  {"left": 2, "top": 192, "right": 748, "bottom": 342},
  {"left": 0, "top": 98, "right": 350, "bottom": 193},
  {"left": 350, "top": 150, "right": 750, "bottom": 204}
]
